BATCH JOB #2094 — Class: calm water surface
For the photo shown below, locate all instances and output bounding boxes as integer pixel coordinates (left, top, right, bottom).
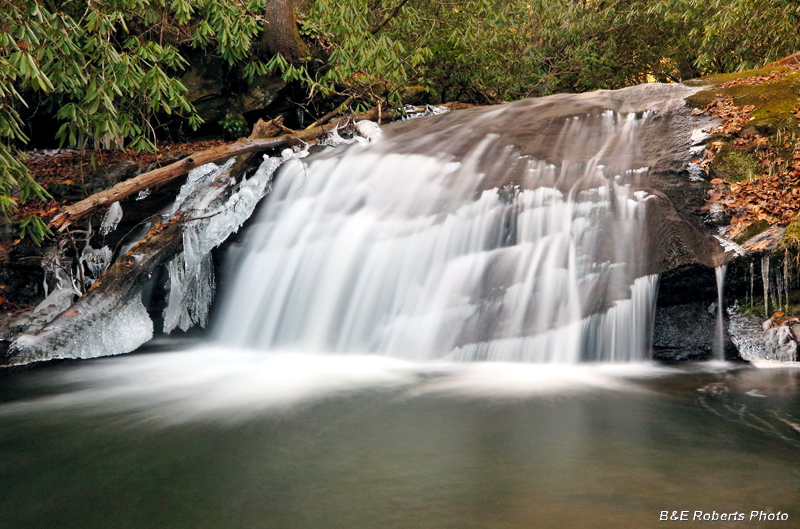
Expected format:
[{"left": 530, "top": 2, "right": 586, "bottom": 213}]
[{"left": 1, "top": 349, "right": 800, "bottom": 529}]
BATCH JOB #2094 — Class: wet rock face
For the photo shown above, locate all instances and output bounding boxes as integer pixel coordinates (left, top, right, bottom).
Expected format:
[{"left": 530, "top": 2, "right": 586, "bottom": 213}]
[
  {"left": 653, "top": 264, "right": 747, "bottom": 361},
  {"left": 653, "top": 302, "right": 739, "bottom": 361},
  {"left": 384, "top": 83, "right": 726, "bottom": 274}
]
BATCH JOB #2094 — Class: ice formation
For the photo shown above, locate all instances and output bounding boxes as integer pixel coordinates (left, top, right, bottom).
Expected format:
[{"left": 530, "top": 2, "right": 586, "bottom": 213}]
[
  {"left": 162, "top": 154, "right": 286, "bottom": 333},
  {"left": 401, "top": 104, "right": 451, "bottom": 121},
  {"left": 13, "top": 291, "right": 154, "bottom": 363},
  {"left": 32, "top": 288, "right": 78, "bottom": 324},
  {"left": 100, "top": 201, "right": 123, "bottom": 235},
  {"left": 354, "top": 120, "right": 383, "bottom": 141},
  {"left": 171, "top": 158, "right": 236, "bottom": 215},
  {"left": 80, "top": 245, "right": 112, "bottom": 281}
]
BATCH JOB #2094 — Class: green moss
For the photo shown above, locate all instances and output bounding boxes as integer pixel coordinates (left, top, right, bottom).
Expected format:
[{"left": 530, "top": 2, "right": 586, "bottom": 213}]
[
  {"left": 684, "top": 66, "right": 789, "bottom": 88},
  {"left": 712, "top": 145, "right": 761, "bottom": 182},
  {"left": 686, "top": 68, "right": 800, "bottom": 135},
  {"left": 782, "top": 216, "right": 800, "bottom": 250},
  {"left": 734, "top": 218, "right": 771, "bottom": 244}
]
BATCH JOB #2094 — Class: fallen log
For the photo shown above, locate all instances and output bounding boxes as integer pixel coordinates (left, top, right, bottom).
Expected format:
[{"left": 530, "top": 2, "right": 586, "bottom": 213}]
[
  {"left": 4, "top": 150, "right": 259, "bottom": 365},
  {"left": 48, "top": 104, "right": 431, "bottom": 231},
  {"left": 3, "top": 103, "right": 447, "bottom": 365},
  {"left": 5, "top": 218, "right": 184, "bottom": 365},
  {"left": 49, "top": 117, "right": 352, "bottom": 231}
]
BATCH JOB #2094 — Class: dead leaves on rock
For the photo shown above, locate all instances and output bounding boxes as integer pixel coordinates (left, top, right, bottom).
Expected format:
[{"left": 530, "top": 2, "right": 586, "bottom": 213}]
[
  {"left": 692, "top": 97, "right": 754, "bottom": 135},
  {"left": 25, "top": 140, "right": 233, "bottom": 187},
  {"left": 707, "top": 144, "right": 800, "bottom": 238},
  {"left": 718, "top": 69, "right": 790, "bottom": 89},
  {"left": 701, "top": 95, "right": 800, "bottom": 240}
]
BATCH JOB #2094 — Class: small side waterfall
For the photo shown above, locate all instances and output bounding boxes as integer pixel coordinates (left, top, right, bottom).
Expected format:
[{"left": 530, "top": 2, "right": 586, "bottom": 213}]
[
  {"left": 216, "top": 85, "right": 707, "bottom": 362},
  {"left": 762, "top": 255, "right": 771, "bottom": 316},
  {"left": 714, "top": 265, "right": 727, "bottom": 360}
]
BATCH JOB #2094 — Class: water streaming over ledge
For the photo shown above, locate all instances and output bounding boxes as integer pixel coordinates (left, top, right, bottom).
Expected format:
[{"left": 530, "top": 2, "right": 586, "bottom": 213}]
[
  {"left": 714, "top": 265, "right": 727, "bottom": 360},
  {"left": 216, "top": 85, "right": 707, "bottom": 362}
]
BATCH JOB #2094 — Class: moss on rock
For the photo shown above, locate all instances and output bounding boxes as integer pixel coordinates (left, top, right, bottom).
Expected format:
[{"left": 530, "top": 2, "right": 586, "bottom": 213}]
[
  {"left": 734, "top": 218, "right": 771, "bottom": 244},
  {"left": 712, "top": 145, "right": 762, "bottom": 182},
  {"left": 686, "top": 68, "right": 800, "bottom": 135},
  {"left": 782, "top": 216, "right": 800, "bottom": 250}
]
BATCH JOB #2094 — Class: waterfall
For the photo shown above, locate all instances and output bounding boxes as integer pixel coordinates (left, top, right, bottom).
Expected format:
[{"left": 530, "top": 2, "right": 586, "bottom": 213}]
[
  {"left": 216, "top": 85, "right": 702, "bottom": 363},
  {"left": 762, "top": 256, "right": 771, "bottom": 316},
  {"left": 714, "top": 265, "right": 727, "bottom": 360}
]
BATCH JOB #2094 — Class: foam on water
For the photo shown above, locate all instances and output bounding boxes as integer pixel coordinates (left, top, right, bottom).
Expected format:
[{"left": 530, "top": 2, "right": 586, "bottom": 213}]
[{"left": 0, "top": 348, "right": 677, "bottom": 423}]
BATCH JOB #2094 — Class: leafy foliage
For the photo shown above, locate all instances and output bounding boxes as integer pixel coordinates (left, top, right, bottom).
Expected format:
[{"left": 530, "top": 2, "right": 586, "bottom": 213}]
[
  {"left": 4, "top": 0, "right": 800, "bottom": 243},
  {"left": 219, "top": 112, "right": 248, "bottom": 138},
  {"left": 1, "top": 0, "right": 269, "bottom": 240},
  {"left": 270, "top": 0, "right": 800, "bottom": 108}
]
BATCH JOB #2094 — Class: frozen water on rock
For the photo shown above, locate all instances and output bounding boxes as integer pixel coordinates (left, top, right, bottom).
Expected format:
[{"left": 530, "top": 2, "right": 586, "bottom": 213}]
[
  {"left": 355, "top": 120, "right": 383, "bottom": 142},
  {"left": 687, "top": 162, "right": 706, "bottom": 181},
  {"left": 32, "top": 289, "right": 77, "bottom": 324},
  {"left": 163, "top": 154, "right": 285, "bottom": 333},
  {"left": 729, "top": 305, "right": 799, "bottom": 362},
  {"left": 321, "top": 125, "right": 352, "bottom": 147},
  {"left": 319, "top": 121, "right": 385, "bottom": 148},
  {"left": 100, "top": 202, "right": 123, "bottom": 235},
  {"left": 691, "top": 128, "right": 710, "bottom": 145},
  {"left": 171, "top": 158, "right": 236, "bottom": 215},
  {"left": 163, "top": 252, "right": 215, "bottom": 333},
  {"left": 402, "top": 104, "right": 451, "bottom": 121},
  {"left": 713, "top": 235, "right": 745, "bottom": 257},
  {"left": 24, "top": 292, "right": 153, "bottom": 362},
  {"left": 81, "top": 245, "right": 112, "bottom": 280}
]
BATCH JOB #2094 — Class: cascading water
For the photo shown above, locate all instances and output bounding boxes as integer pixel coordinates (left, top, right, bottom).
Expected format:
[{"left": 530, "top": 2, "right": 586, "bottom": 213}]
[
  {"left": 714, "top": 265, "right": 727, "bottom": 360},
  {"left": 216, "top": 84, "right": 711, "bottom": 363}
]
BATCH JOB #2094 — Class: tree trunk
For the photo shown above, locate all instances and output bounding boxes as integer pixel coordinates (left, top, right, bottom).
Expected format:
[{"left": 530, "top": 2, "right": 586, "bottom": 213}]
[
  {"left": 49, "top": 110, "right": 393, "bottom": 231},
  {"left": 262, "top": 0, "right": 309, "bottom": 61}
]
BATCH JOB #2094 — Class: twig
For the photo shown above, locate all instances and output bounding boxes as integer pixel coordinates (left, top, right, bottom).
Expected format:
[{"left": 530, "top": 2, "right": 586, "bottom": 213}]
[
  {"left": 305, "top": 95, "right": 355, "bottom": 130},
  {"left": 369, "top": 0, "right": 412, "bottom": 34}
]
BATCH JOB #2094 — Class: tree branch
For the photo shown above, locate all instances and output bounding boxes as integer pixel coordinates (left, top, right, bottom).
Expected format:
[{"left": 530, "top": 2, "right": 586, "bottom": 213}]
[
  {"left": 370, "top": 0, "right": 412, "bottom": 34},
  {"left": 49, "top": 120, "right": 349, "bottom": 232}
]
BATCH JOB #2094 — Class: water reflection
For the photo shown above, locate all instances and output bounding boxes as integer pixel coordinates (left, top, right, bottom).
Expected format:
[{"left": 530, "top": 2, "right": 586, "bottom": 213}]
[{"left": 1, "top": 354, "right": 800, "bottom": 528}]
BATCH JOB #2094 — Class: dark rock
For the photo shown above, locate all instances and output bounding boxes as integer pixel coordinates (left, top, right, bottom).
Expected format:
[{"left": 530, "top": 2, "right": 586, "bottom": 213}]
[
  {"left": 180, "top": 52, "right": 285, "bottom": 132},
  {"left": 653, "top": 302, "right": 740, "bottom": 361}
]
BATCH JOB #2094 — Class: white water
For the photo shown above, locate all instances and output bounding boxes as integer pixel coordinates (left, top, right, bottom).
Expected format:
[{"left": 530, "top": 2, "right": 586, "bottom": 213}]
[
  {"left": 0, "top": 347, "right": 674, "bottom": 422},
  {"left": 217, "top": 111, "right": 662, "bottom": 362},
  {"left": 762, "top": 255, "right": 771, "bottom": 316},
  {"left": 714, "top": 265, "right": 727, "bottom": 360}
]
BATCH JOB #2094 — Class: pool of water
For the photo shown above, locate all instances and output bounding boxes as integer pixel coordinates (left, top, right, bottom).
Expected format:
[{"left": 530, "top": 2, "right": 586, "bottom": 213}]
[{"left": 2, "top": 349, "right": 800, "bottom": 528}]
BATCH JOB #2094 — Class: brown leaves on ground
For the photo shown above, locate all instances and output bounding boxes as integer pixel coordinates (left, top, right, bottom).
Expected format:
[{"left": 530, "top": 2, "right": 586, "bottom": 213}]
[
  {"left": 718, "top": 69, "right": 790, "bottom": 89},
  {"left": 25, "top": 140, "right": 233, "bottom": 187},
  {"left": 19, "top": 140, "right": 233, "bottom": 222},
  {"left": 701, "top": 96, "right": 800, "bottom": 239},
  {"left": 708, "top": 154, "right": 800, "bottom": 237},
  {"left": 715, "top": 62, "right": 800, "bottom": 90},
  {"left": 691, "top": 97, "right": 754, "bottom": 135}
]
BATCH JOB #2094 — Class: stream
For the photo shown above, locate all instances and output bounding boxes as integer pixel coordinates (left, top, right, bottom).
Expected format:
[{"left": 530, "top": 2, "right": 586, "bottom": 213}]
[{"left": 2, "top": 347, "right": 800, "bottom": 528}]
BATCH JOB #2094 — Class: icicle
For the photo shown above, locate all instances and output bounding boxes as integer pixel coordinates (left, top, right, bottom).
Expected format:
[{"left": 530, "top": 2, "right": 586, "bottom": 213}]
[
  {"left": 762, "top": 255, "right": 770, "bottom": 316},
  {"left": 80, "top": 245, "right": 112, "bottom": 280},
  {"left": 162, "top": 154, "right": 284, "bottom": 334},
  {"left": 785, "top": 249, "right": 791, "bottom": 312},
  {"left": 714, "top": 265, "right": 727, "bottom": 360},
  {"left": 749, "top": 261, "right": 754, "bottom": 309},
  {"left": 770, "top": 276, "right": 779, "bottom": 316},
  {"left": 776, "top": 270, "right": 784, "bottom": 314},
  {"left": 100, "top": 202, "right": 123, "bottom": 235}
]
